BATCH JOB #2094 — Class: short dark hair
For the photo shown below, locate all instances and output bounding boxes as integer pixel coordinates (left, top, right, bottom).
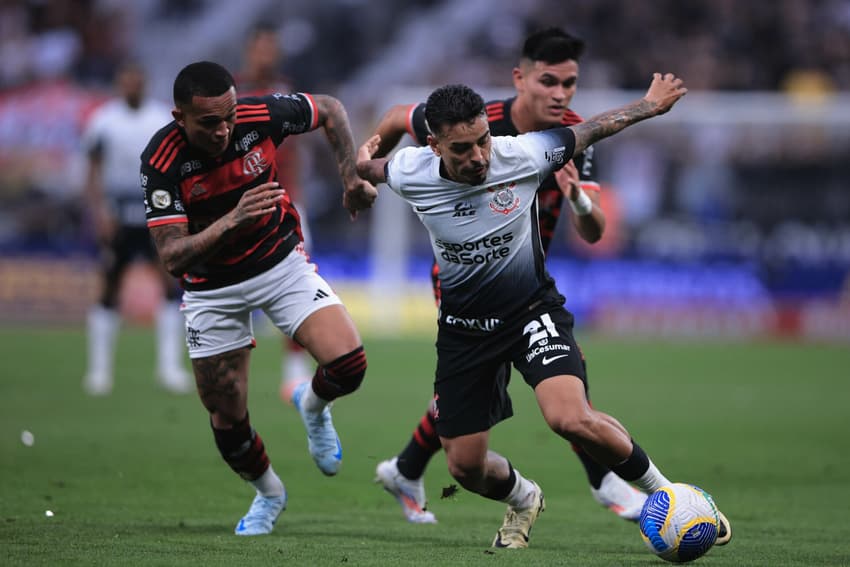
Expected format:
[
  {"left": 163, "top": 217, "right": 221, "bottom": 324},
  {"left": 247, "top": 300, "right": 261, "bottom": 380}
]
[
  {"left": 521, "top": 28, "right": 585, "bottom": 65},
  {"left": 424, "top": 84, "right": 485, "bottom": 136},
  {"left": 173, "top": 61, "right": 236, "bottom": 106}
]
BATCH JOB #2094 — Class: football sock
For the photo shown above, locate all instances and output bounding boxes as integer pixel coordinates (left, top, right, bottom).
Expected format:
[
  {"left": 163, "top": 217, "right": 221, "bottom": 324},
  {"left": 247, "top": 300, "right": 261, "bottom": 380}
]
[
  {"left": 482, "top": 460, "right": 517, "bottom": 502},
  {"left": 250, "top": 465, "right": 285, "bottom": 497},
  {"left": 611, "top": 441, "right": 672, "bottom": 492},
  {"left": 155, "top": 300, "right": 185, "bottom": 374},
  {"left": 86, "top": 305, "right": 119, "bottom": 377},
  {"left": 396, "top": 409, "right": 441, "bottom": 480},
  {"left": 212, "top": 413, "right": 271, "bottom": 482},
  {"left": 310, "top": 347, "right": 367, "bottom": 401},
  {"left": 502, "top": 467, "right": 538, "bottom": 509},
  {"left": 299, "top": 379, "right": 328, "bottom": 412},
  {"left": 631, "top": 459, "right": 671, "bottom": 493},
  {"left": 572, "top": 442, "right": 609, "bottom": 489}
]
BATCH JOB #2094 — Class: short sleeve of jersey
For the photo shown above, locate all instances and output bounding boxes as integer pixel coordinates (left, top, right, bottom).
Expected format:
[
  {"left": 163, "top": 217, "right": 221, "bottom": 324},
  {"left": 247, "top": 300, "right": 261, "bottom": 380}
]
[
  {"left": 259, "top": 92, "right": 319, "bottom": 146},
  {"left": 141, "top": 158, "right": 187, "bottom": 228},
  {"left": 514, "top": 128, "right": 577, "bottom": 179},
  {"left": 408, "top": 103, "right": 429, "bottom": 145}
]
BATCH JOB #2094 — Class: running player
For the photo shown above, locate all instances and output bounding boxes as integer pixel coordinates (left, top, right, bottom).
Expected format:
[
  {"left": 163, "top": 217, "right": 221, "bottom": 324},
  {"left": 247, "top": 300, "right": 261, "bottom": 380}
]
[
  {"left": 82, "top": 61, "right": 192, "bottom": 396},
  {"left": 357, "top": 76, "right": 730, "bottom": 549},
  {"left": 236, "top": 24, "right": 314, "bottom": 401},
  {"left": 141, "top": 61, "right": 376, "bottom": 535},
  {"left": 370, "top": 28, "right": 644, "bottom": 525}
]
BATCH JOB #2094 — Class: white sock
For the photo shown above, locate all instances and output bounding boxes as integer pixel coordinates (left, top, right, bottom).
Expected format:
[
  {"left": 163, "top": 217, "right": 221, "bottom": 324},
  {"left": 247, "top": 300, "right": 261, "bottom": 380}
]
[
  {"left": 250, "top": 466, "right": 285, "bottom": 497},
  {"left": 86, "top": 305, "right": 119, "bottom": 377},
  {"left": 631, "top": 459, "right": 672, "bottom": 493},
  {"left": 300, "top": 380, "right": 329, "bottom": 412},
  {"left": 282, "top": 347, "right": 312, "bottom": 383},
  {"left": 504, "top": 469, "right": 538, "bottom": 510},
  {"left": 156, "top": 301, "right": 186, "bottom": 375}
]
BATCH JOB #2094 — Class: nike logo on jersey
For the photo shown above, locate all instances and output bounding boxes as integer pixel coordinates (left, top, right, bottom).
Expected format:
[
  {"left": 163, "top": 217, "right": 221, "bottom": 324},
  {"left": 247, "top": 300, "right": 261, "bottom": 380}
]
[
  {"left": 541, "top": 354, "right": 569, "bottom": 365},
  {"left": 415, "top": 204, "right": 437, "bottom": 212}
]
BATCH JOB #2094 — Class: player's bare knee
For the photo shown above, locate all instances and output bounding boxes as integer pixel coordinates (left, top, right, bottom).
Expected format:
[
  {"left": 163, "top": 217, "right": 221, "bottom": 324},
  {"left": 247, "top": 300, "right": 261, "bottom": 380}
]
[{"left": 312, "top": 346, "right": 367, "bottom": 400}]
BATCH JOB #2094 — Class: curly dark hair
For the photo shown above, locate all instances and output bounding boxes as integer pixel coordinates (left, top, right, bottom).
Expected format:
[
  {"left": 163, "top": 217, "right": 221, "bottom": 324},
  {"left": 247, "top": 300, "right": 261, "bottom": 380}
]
[{"left": 173, "top": 61, "right": 235, "bottom": 106}]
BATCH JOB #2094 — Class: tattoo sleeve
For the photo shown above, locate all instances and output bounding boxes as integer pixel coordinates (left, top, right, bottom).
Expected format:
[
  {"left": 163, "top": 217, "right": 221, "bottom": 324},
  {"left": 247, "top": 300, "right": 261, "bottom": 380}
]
[
  {"left": 314, "top": 95, "right": 358, "bottom": 185},
  {"left": 569, "top": 99, "right": 656, "bottom": 155},
  {"left": 149, "top": 218, "right": 234, "bottom": 277}
]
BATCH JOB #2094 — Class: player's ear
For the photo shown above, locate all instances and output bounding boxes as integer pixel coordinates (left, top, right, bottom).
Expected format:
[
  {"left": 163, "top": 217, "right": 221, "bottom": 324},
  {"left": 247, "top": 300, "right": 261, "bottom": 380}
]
[
  {"left": 512, "top": 66, "right": 524, "bottom": 91},
  {"left": 172, "top": 108, "right": 184, "bottom": 127},
  {"left": 427, "top": 135, "right": 441, "bottom": 157}
]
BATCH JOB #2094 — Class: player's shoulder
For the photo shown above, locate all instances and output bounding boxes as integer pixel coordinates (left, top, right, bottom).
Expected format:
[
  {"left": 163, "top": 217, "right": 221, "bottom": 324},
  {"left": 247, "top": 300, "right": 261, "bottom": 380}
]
[
  {"left": 141, "top": 122, "right": 186, "bottom": 175},
  {"left": 485, "top": 98, "right": 509, "bottom": 122},
  {"left": 560, "top": 108, "right": 583, "bottom": 126}
]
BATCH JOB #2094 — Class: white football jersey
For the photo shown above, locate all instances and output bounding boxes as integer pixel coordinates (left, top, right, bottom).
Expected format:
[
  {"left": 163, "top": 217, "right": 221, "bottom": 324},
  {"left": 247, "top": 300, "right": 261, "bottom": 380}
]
[
  {"left": 386, "top": 129, "right": 575, "bottom": 324},
  {"left": 82, "top": 97, "right": 173, "bottom": 224}
]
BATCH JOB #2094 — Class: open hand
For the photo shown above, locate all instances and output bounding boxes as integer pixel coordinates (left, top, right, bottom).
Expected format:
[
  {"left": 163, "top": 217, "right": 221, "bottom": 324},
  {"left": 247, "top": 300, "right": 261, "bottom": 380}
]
[{"left": 643, "top": 73, "right": 687, "bottom": 115}]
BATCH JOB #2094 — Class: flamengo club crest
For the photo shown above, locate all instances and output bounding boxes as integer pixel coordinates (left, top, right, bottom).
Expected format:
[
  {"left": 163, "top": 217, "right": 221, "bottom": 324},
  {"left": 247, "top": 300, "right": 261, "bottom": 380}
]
[
  {"left": 488, "top": 181, "right": 520, "bottom": 215},
  {"left": 242, "top": 148, "right": 269, "bottom": 177}
]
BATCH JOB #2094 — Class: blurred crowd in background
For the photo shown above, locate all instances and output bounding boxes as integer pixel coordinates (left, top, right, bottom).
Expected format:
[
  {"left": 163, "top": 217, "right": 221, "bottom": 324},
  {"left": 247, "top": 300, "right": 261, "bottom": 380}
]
[{"left": 0, "top": 0, "right": 848, "bottom": 340}]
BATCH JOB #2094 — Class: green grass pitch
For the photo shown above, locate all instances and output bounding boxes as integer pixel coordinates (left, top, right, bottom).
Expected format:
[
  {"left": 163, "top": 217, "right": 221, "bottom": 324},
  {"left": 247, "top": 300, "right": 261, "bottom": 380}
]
[{"left": 1, "top": 326, "right": 849, "bottom": 566}]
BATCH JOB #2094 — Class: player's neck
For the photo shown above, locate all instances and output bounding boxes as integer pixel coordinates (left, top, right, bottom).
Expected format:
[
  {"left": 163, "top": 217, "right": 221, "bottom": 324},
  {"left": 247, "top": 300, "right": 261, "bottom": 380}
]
[{"left": 510, "top": 98, "right": 547, "bottom": 134}]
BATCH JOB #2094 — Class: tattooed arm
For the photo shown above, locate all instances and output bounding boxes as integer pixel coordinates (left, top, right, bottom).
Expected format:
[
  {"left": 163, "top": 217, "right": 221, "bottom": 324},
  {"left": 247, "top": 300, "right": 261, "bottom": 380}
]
[
  {"left": 570, "top": 72, "right": 687, "bottom": 155},
  {"left": 313, "top": 94, "right": 378, "bottom": 218},
  {"left": 150, "top": 182, "right": 285, "bottom": 277}
]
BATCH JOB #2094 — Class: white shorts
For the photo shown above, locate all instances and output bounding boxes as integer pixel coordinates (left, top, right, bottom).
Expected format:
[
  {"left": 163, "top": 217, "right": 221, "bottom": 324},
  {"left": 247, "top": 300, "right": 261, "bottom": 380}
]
[{"left": 180, "top": 245, "right": 342, "bottom": 359}]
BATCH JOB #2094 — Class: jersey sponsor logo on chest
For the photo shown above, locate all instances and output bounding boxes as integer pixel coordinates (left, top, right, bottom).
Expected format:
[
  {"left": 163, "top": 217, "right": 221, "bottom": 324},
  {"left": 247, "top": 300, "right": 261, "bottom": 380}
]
[
  {"left": 487, "top": 181, "right": 520, "bottom": 215},
  {"left": 453, "top": 201, "right": 476, "bottom": 217}
]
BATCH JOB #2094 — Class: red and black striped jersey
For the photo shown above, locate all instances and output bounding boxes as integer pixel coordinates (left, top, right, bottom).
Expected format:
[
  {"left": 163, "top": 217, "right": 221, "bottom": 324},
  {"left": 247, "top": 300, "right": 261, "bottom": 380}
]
[
  {"left": 235, "top": 76, "right": 303, "bottom": 203},
  {"left": 140, "top": 92, "right": 318, "bottom": 291},
  {"left": 406, "top": 98, "right": 599, "bottom": 254}
]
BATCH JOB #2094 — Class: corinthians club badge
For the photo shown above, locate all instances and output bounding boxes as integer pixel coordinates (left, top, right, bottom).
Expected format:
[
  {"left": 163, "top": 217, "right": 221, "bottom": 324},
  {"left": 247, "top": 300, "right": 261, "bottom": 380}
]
[{"left": 488, "top": 182, "right": 520, "bottom": 215}]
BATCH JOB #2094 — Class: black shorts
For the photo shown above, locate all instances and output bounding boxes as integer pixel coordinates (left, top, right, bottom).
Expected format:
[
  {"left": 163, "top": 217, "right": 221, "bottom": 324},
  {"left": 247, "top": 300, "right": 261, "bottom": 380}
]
[
  {"left": 100, "top": 225, "right": 159, "bottom": 279},
  {"left": 433, "top": 305, "right": 587, "bottom": 438}
]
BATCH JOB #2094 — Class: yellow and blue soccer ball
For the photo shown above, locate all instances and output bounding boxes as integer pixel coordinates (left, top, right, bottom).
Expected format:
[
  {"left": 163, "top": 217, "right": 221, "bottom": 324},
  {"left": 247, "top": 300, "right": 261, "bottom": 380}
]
[{"left": 639, "top": 483, "right": 719, "bottom": 563}]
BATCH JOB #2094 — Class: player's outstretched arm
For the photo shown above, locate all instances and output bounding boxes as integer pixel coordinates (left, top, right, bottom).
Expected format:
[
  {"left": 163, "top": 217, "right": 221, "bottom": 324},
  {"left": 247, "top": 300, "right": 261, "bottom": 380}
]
[
  {"left": 313, "top": 94, "right": 377, "bottom": 218},
  {"left": 356, "top": 135, "right": 388, "bottom": 185},
  {"left": 569, "top": 72, "right": 687, "bottom": 155},
  {"left": 371, "top": 104, "right": 416, "bottom": 158}
]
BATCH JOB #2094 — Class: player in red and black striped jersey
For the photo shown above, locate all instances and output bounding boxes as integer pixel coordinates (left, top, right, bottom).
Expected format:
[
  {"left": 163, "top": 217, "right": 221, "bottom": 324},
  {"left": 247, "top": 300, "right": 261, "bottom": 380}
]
[
  {"left": 141, "top": 61, "right": 376, "bottom": 536},
  {"left": 236, "top": 25, "right": 315, "bottom": 398},
  {"left": 372, "top": 28, "right": 647, "bottom": 526}
]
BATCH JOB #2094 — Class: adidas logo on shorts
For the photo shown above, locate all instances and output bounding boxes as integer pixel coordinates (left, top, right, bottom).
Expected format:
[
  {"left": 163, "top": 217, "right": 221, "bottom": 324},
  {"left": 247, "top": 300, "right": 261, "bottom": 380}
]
[{"left": 313, "top": 289, "right": 330, "bottom": 301}]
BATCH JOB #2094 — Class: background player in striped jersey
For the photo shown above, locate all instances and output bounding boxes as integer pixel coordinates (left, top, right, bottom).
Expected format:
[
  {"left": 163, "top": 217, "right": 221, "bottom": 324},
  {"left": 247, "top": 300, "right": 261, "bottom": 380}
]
[
  {"left": 370, "top": 28, "right": 646, "bottom": 525},
  {"left": 81, "top": 61, "right": 192, "bottom": 396},
  {"left": 236, "top": 24, "right": 315, "bottom": 403},
  {"left": 357, "top": 76, "right": 731, "bottom": 550},
  {"left": 141, "top": 61, "right": 376, "bottom": 536}
]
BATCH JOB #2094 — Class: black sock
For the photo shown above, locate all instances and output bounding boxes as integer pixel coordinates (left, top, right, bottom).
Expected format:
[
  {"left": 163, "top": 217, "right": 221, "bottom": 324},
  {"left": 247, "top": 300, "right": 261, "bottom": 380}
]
[
  {"left": 573, "top": 445, "right": 609, "bottom": 489},
  {"left": 610, "top": 441, "right": 650, "bottom": 482}
]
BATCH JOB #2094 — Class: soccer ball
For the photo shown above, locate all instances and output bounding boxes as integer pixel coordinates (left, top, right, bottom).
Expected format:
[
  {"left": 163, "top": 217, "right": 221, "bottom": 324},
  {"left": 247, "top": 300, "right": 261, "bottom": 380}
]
[{"left": 639, "top": 483, "right": 719, "bottom": 563}]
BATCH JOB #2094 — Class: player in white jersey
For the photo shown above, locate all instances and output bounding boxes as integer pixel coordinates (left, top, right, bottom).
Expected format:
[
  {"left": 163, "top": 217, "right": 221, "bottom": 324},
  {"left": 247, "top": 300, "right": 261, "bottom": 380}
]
[
  {"left": 358, "top": 77, "right": 730, "bottom": 550},
  {"left": 81, "top": 61, "right": 192, "bottom": 396}
]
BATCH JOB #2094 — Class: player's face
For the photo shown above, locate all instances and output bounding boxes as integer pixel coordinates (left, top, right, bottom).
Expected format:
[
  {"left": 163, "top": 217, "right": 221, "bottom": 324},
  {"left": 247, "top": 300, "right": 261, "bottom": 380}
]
[
  {"left": 429, "top": 114, "right": 491, "bottom": 185},
  {"left": 174, "top": 87, "right": 237, "bottom": 157},
  {"left": 513, "top": 59, "right": 579, "bottom": 128}
]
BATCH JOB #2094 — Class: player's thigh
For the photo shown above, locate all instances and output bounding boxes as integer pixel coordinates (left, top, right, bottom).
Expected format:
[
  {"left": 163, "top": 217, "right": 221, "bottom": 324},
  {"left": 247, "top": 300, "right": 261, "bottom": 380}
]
[
  {"left": 259, "top": 249, "right": 358, "bottom": 364},
  {"left": 294, "top": 304, "right": 362, "bottom": 365},
  {"left": 434, "top": 330, "right": 513, "bottom": 438},
  {"left": 181, "top": 286, "right": 254, "bottom": 360},
  {"left": 512, "top": 307, "right": 590, "bottom": 423}
]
